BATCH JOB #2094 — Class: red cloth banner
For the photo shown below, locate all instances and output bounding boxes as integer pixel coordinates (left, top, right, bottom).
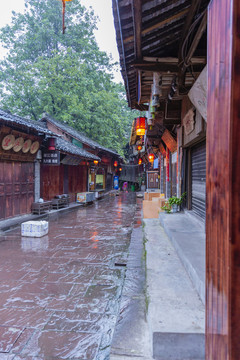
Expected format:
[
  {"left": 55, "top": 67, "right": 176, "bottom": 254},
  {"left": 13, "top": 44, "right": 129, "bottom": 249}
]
[{"left": 166, "top": 148, "right": 170, "bottom": 182}]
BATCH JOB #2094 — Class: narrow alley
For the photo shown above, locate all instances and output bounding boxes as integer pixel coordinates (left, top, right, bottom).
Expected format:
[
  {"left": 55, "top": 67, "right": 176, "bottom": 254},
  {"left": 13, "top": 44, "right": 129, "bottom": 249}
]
[{"left": 0, "top": 193, "right": 142, "bottom": 360}]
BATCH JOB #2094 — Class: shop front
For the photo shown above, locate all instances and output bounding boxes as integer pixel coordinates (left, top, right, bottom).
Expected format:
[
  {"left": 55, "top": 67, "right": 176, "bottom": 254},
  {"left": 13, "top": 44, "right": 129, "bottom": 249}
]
[{"left": 0, "top": 110, "right": 51, "bottom": 220}]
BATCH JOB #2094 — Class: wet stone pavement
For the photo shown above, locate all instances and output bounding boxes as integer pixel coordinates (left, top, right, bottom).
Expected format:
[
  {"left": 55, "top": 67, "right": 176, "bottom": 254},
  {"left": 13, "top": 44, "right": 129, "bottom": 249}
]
[{"left": 0, "top": 192, "right": 142, "bottom": 360}]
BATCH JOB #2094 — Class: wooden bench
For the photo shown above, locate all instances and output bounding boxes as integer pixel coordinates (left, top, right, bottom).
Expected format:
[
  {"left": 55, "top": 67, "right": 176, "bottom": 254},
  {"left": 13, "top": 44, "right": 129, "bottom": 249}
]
[
  {"left": 31, "top": 201, "right": 52, "bottom": 215},
  {"left": 51, "top": 195, "right": 70, "bottom": 210}
]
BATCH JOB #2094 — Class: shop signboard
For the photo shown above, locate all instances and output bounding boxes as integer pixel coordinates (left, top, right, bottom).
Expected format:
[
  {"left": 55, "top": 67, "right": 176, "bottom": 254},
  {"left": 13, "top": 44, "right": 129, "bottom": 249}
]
[
  {"left": 113, "top": 176, "right": 119, "bottom": 190},
  {"left": 43, "top": 151, "right": 60, "bottom": 165}
]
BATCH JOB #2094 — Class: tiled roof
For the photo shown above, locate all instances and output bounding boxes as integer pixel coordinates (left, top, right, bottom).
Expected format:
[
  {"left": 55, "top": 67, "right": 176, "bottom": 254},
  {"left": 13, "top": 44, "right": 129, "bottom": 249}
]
[
  {"left": 41, "top": 114, "right": 120, "bottom": 157},
  {"left": 56, "top": 137, "right": 100, "bottom": 161},
  {"left": 0, "top": 109, "right": 53, "bottom": 136}
]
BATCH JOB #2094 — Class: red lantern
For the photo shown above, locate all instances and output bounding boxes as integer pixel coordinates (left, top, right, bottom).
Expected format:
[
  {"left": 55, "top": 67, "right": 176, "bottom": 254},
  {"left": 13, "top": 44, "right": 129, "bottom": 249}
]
[
  {"left": 119, "top": 167, "right": 122, "bottom": 172},
  {"left": 135, "top": 117, "right": 146, "bottom": 136},
  {"left": 148, "top": 153, "right": 154, "bottom": 162},
  {"left": 137, "top": 145, "right": 142, "bottom": 151},
  {"left": 48, "top": 138, "right": 56, "bottom": 151},
  {"left": 138, "top": 158, "right": 142, "bottom": 165},
  {"left": 114, "top": 161, "right": 118, "bottom": 167},
  {"left": 94, "top": 160, "right": 98, "bottom": 165}
]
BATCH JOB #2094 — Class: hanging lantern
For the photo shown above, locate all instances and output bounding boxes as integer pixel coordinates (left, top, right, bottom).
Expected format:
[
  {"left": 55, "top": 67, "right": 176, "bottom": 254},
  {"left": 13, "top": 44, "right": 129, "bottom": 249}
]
[
  {"left": 94, "top": 160, "right": 99, "bottom": 165},
  {"left": 148, "top": 153, "right": 154, "bottom": 162},
  {"left": 135, "top": 117, "right": 146, "bottom": 136},
  {"left": 137, "top": 145, "right": 142, "bottom": 151},
  {"left": 114, "top": 161, "right": 118, "bottom": 167},
  {"left": 48, "top": 138, "right": 56, "bottom": 151},
  {"left": 119, "top": 167, "right": 122, "bottom": 172},
  {"left": 138, "top": 158, "right": 142, "bottom": 165}
]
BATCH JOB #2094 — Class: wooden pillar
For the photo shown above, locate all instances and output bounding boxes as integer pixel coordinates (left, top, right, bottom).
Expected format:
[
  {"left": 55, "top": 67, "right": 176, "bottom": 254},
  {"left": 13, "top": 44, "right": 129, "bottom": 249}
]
[{"left": 206, "top": 1, "right": 240, "bottom": 359}]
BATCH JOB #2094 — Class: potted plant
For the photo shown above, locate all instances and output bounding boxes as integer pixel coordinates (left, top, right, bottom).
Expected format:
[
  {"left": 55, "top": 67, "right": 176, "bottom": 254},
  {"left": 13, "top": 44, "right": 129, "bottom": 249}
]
[
  {"left": 161, "top": 201, "right": 172, "bottom": 214},
  {"left": 168, "top": 192, "right": 186, "bottom": 213}
]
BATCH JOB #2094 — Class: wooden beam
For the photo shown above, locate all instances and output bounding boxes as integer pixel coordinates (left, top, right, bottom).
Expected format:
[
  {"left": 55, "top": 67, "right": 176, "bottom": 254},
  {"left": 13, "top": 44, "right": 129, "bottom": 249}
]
[
  {"left": 178, "top": 11, "right": 207, "bottom": 89},
  {"left": 123, "top": 8, "right": 188, "bottom": 44},
  {"left": 143, "top": 56, "right": 206, "bottom": 64},
  {"left": 132, "top": 0, "right": 142, "bottom": 60},
  {"left": 178, "top": 0, "right": 203, "bottom": 60},
  {"left": 114, "top": 0, "right": 131, "bottom": 104},
  {"left": 131, "top": 0, "right": 142, "bottom": 104},
  {"left": 184, "top": 12, "right": 207, "bottom": 68},
  {"left": 132, "top": 60, "right": 205, "bottom": 73}
]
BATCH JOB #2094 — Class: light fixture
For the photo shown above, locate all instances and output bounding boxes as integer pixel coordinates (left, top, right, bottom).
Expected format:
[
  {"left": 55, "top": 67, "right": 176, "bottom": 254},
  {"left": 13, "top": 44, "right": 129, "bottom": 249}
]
[
  {"left": 148, "top": 153, "right": 154, "bottom": 162},
  {"left": 137, "top": 145, "right": 142, "bottom": 151},
  {"left": 138, "top": 158, "right": 142, "bottom": 165},
  {"left": 48, "top": 138, "right": 56, "bottom": 151},
  {"left": 135, "top": 117, "right": 146, "bottom": 136},
  {"left": 114, "top": 161, "right": 118, "bottom": 167},
  {"left": 119, "top": 167, "right": 122, "bottom": 172},
  {"left": 94, "top": 160, "right": 98, "bottom": 165}
]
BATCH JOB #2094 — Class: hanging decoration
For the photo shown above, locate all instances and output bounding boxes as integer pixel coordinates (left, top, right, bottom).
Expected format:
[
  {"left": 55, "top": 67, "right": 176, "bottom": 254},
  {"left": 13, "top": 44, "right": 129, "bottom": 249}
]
[
  {"left": 48, "top": 138, "right": 56, "bottom": 151},
  {"left": 13, "top": 137, "right": 24, "bottom": 152},
  {"left": 94, "top": 160, "right": 99, "bottom": 165},
  {"left": 1, "top": 134, "right": 15, "bottom": 150},
  {"left": 138, "top": 158, "right": 142, "bottom": 165},
  {"left": 61, "top": 0, "right": 72, "bottom": 34},
  {"left": 114, "top": 161, "right": 118, "bottom": 167},
  {"left": 135, "top": 117, "right": 146, "bottom": 136},
  {"left": 137, "top": 145, "right": 142, "bottom": 151}
]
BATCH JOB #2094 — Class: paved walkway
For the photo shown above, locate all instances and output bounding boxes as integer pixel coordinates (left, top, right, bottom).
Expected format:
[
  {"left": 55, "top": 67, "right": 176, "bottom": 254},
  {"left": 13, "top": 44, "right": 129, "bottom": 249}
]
[
  {"left": 110, "top": 214, "right": 205, "bottom": 360},
  {"left": 0, "top": 193, "right": 138, "bottom": 360}
]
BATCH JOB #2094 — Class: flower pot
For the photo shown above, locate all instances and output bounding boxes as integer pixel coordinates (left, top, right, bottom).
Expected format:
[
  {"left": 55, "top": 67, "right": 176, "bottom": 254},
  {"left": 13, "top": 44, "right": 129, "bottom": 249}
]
[{"left": 172, "top": 204, "right": 178, "bottom": 213}]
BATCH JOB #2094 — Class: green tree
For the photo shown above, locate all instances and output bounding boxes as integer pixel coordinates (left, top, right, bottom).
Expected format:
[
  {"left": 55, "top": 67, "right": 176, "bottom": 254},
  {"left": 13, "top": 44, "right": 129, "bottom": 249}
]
[{"left": 0, "top": 0, "right": 137, "bottom": 155}]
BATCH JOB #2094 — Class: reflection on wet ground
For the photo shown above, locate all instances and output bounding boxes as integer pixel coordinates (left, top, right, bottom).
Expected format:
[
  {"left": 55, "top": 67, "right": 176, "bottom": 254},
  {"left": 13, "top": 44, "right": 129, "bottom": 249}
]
[{"left": 0, "top": 192, "right": 142, "bottom": 360}]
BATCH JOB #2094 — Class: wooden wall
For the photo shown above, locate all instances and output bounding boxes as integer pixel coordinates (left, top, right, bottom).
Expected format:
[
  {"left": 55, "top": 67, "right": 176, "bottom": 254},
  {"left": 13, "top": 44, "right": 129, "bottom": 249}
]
[
  {"left": 68, "top": 165, "right": 87, "bottom": 202},
  {"left": 0, "top": 161, "right": 34, "bottom": 219},
  {"left": 41, "top": 164, "right": 87, "bottom": 202},
  {"left": 41, "top": 165, "right": 64, "bottom": 200},
  {"left": 206, "top": 0, "right": 240, "bottom": 359}
]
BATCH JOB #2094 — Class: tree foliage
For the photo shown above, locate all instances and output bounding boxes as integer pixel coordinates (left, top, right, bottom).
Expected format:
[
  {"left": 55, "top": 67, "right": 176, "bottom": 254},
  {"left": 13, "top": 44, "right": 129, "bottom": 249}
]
[{"left": 0, "top": 0, "right": 137, "bottom": 155}]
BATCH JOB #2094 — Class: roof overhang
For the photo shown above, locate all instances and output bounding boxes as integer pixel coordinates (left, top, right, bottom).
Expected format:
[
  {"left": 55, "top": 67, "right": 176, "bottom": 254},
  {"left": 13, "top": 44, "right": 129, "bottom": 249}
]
[{"left": 112, "top": 0, "right": 208, "bottom": 109}]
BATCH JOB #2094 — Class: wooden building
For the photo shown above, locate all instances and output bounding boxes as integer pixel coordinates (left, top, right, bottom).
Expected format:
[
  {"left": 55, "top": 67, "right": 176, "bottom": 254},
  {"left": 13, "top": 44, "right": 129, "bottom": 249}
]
[
  {"left": 0, "top": 109, "right": 53, "bottom": 220},
  {"left": 112, "top": 0, "right": 240, "bottom": 358},
  {"left": 40, "top": 136, "right": 100, "bottom": 202},
  {"left": 40, "top": 114, "right": 121, "bottom": 195}
]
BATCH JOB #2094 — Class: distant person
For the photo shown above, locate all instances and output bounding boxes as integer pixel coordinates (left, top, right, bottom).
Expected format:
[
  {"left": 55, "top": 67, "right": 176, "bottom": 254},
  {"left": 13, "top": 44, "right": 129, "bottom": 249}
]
[{"left": 122, "top": 182, "right": 128, "bottom": 192}]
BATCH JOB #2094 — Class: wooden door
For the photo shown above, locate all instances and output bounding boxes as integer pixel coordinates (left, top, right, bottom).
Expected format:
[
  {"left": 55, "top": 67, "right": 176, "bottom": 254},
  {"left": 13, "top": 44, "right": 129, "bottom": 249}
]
[
  {"left": 0, "top": 161, "right": 34, "bottom": 220},
  {"left": 147, "top": 171, "right": 159, "bottom": 189}
]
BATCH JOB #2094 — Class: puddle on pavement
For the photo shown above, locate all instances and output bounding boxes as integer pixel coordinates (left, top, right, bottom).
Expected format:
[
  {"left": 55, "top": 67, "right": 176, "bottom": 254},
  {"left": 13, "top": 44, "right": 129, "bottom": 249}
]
[{"left": 0, "top": 192, "right": 143, "bottom": 360}]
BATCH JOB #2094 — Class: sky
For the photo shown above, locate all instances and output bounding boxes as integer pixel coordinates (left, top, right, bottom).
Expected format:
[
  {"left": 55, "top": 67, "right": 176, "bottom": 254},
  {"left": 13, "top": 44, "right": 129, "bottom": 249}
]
[{"left": 0, "top": 0, "right": 123, "bottom": 82}]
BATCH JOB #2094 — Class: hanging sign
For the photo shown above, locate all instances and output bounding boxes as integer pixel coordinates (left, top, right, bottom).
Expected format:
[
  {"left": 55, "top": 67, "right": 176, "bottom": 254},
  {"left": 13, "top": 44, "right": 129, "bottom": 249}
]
[
  {"left": 1, "top": 134, "right": 15, "bottom": 150},
  {"left": 13, "top": 137, "right": 24, "bottom": 152},
  {"left": 183, "top": 108, "right": 195, "bottom": 135},
  {"left": 159, "top": 142, "right": 166, "bottom": 156},
  {"left": 22, "top": 139, "right": 32, "bottom": 153},
  {"left": 188, "top": 65, "right": 207, "bottom": 121},
  {"left": 30, "top": 141, "right": 40, "bottom": 154},
  {"left": 162, "top": 129, "right": 177, "bottom": 153},
  {"left": 43, "top": 151, "right": 60, "bottom": 165}
]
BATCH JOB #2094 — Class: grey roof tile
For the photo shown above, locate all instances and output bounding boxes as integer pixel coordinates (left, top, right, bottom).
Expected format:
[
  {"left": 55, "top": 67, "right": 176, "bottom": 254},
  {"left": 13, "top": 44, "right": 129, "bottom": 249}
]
[
  {"left": 41, "top": 113, "right": 120, "bottom": 157},
  {"left": 0, "top": 109, "right": 53, "bottom": 135},
  {"left": 55, "top": 137, "right": 100, "bottom": 161}
]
